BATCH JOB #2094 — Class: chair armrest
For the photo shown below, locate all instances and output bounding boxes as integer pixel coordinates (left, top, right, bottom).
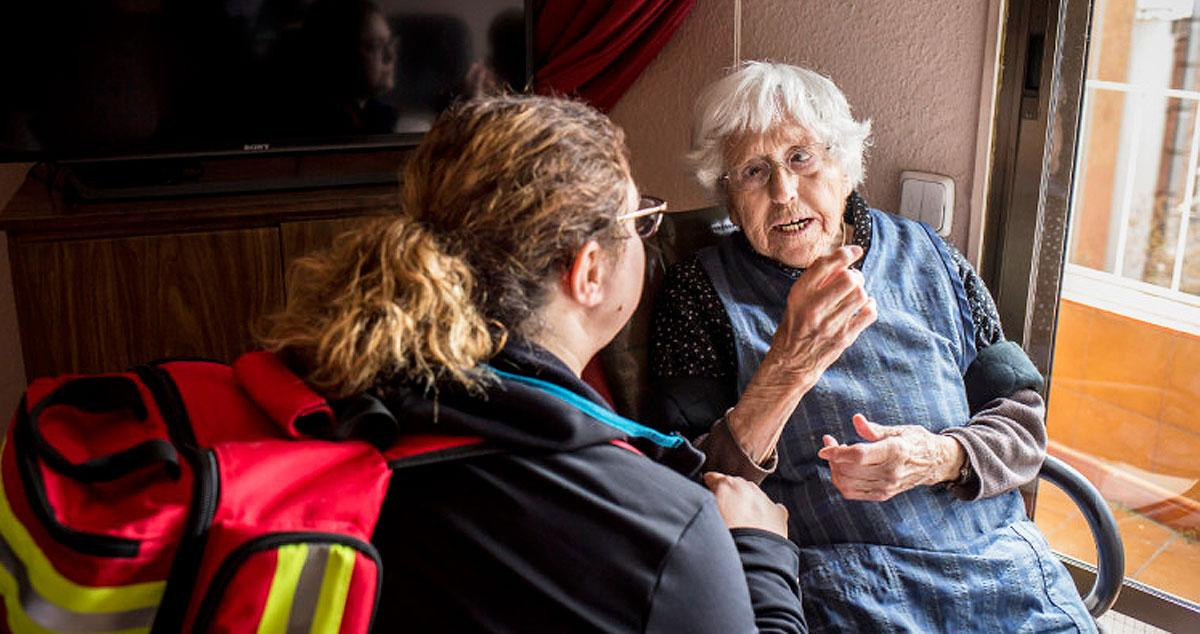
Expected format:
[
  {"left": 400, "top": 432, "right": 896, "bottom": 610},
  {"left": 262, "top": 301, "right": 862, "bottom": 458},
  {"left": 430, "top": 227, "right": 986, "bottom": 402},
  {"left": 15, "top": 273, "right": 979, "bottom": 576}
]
[{"left": 1038, "top": 454, "right": 1125, "bottom": 618}]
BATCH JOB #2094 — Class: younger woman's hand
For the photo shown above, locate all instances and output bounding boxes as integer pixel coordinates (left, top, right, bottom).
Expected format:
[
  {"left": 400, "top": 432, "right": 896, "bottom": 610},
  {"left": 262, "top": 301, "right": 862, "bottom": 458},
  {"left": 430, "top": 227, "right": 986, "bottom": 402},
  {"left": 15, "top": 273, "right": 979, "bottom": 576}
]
[{"left": 703, "top": 472, "right": 789, "bottom": 537}]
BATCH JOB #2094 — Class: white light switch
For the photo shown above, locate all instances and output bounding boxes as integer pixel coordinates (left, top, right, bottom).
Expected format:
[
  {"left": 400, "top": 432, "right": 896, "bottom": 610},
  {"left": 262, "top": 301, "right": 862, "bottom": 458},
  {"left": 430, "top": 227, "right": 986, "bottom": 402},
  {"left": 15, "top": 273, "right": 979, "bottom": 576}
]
[
  {"left": 900, "top": 179, "right": 925, "bottom": 221},
  {"left": 899, "top": 171, "right": 954, "bottom": 236}
]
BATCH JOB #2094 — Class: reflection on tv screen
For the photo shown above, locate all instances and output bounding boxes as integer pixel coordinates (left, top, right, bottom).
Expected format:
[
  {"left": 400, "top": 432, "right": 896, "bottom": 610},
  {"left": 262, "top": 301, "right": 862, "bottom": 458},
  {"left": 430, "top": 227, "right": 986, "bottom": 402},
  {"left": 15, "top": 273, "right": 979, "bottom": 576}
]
[{"left": 0, "top": 0, "right": 528, "bottom": 159}]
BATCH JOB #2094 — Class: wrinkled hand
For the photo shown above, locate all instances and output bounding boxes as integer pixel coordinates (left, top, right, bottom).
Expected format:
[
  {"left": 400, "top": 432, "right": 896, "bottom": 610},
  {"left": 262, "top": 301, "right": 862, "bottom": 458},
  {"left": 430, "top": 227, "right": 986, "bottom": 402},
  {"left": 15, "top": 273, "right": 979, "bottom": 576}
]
[
  {"left": 725, "top": 246, "right": 878, "bottom": 464},
  {"left": 770, "top": 246, "right": 877, "bottom": 384},
  {"left": 817, "top": 414, "right": 963, "bottom": 502},
  {"left": 703, "top": 472, "right": 790, "bottom": 537}
]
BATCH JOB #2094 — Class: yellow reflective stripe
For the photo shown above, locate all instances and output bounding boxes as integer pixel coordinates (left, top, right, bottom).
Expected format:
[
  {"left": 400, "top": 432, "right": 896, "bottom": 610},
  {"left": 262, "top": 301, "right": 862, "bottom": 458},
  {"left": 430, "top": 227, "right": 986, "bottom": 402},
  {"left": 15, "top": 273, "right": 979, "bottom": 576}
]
[
  {"left": 308, "top": 544, "right": 356, "bottom": 634},
  {"left": 0, "top": 535, "right": 156, "bottom": 632},
  {"left": 0, "top": 463, "right": 165, "bottom": 613},
  {"left": 256, "top": 543, "right": 310, "bottom": 634},
  {"left": 0, "top": 577, "right": 147, "bottom": 634}
]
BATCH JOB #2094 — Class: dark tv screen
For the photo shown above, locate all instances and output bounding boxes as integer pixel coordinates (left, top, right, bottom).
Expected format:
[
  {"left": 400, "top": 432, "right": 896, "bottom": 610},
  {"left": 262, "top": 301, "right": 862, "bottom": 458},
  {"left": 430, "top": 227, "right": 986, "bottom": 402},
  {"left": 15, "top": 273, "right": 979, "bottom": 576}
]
[{"left": 0, "top": 0, "right": 529, "bottom": 161}]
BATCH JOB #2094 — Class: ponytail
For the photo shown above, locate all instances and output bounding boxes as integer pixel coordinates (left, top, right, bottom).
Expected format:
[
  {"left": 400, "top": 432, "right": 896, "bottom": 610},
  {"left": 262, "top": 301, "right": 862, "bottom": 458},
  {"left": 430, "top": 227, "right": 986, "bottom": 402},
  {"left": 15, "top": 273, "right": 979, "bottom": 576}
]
[
  {"left": 262, "top": 94, "right": 631, "bottom": 400},
  {"left": 260, "top": 215, "right": 499, "bottom": 398}
]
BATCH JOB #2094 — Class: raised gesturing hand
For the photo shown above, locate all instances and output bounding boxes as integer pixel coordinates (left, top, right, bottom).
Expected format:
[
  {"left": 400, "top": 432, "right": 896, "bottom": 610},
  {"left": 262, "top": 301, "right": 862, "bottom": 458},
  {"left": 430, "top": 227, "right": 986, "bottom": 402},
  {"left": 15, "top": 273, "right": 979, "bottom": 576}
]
[
  {"left": 727, "top": 245, "right": 878, "bottom": 464},
  {"left": 769, "top": 245, "right": 877, "bottom": 386}
]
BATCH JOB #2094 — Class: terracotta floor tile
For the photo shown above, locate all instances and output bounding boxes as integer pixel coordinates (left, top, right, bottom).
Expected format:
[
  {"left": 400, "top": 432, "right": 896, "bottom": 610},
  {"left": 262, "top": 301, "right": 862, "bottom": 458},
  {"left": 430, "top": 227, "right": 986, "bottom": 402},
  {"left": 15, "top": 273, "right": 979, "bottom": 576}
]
[
  {"left": 1048, "top": 376, "right": 1090, "bottom": 393},
  {"left": 1036, "top": 481, "right": 1177, "bottom": 577},
  {"left": 1151, "top": 423, "right": 1200, "bottom": 482},
  {"left": 1162, "top": 334, "right": 1200, "bottom": 435},
  {"left": 1045, "top": 387, "right": 1087, "bottom": 447},
  {"left": 1035, "top": 484, "right": 1081, "bottom": 535},
  {"left": 1077, "top": 309, "right": 1173, "bottom": 421},
  {"left": 1161, "top": 389, "right": 1197, "bottom": 436},
  {"left": 1068, "top": 396, "right": 1159, "bottom": 470},
  {"left": 1050, "top": 300, "right": 1093, "bottom": 384},
  {"left": 1035, "top": 483, "right": 1113, "bottom": 568},
  {"left": 1129, "top": 535, "right": 1200, "bottom": 604},
  {"left": 1043, "top": 515, "right": 1102, "bottom": 566},
  {"left": 1115, "top": 511, "right": 1179, "bottom": 577}
]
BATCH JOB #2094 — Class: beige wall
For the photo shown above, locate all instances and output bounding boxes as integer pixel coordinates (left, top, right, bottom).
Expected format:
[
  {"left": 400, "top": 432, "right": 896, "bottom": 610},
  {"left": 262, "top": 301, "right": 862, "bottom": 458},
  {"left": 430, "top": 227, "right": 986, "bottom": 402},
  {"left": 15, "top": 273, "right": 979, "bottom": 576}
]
[
  {"left": 0, "top": 164, "right": 30, "bottom": 420},
  {"left": 610, "top": 0, "right": 995, "bottom": 251}
]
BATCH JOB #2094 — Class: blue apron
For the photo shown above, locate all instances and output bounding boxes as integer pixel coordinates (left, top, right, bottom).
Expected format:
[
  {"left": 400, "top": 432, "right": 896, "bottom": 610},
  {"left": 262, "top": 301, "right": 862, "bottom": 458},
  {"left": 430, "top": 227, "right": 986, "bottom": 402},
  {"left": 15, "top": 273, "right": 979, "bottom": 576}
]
[{"left": 698, "top": 209, "right": 1093, "bottom": 633}]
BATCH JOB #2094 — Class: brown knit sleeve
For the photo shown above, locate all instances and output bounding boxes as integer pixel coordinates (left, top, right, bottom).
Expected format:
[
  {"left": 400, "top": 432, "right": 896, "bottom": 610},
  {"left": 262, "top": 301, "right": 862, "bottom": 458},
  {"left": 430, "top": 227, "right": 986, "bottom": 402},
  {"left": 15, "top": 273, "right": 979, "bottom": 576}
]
[{"left": 693, "top": 412, "right": 778, "bottom": 485}]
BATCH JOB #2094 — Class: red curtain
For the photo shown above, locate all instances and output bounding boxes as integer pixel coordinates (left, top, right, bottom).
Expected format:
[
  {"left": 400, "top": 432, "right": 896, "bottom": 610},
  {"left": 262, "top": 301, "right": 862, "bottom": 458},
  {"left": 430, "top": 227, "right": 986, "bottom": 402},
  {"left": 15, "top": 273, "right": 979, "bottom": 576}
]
[{"left": 534, "top": 0, "right": 696, "bottom": 112}]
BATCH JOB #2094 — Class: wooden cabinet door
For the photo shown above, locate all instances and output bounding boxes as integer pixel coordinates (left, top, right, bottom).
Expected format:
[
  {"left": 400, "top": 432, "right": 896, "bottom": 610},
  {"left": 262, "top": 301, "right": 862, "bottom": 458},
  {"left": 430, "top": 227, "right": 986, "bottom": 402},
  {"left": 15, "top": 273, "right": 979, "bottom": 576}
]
[
  {"left": 13, "top": 228, "right": 283, "bottom": 378},
  {"left": 280, "top": 215, "right": 378, "bottom": 293}
]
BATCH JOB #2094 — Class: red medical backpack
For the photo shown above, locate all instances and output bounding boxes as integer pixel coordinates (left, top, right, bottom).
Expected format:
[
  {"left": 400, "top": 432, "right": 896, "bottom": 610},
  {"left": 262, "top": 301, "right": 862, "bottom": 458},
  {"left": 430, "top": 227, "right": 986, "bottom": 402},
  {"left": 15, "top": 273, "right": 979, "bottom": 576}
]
[{"left": 0, "top": 351, "right": 489, "bottom": 633}]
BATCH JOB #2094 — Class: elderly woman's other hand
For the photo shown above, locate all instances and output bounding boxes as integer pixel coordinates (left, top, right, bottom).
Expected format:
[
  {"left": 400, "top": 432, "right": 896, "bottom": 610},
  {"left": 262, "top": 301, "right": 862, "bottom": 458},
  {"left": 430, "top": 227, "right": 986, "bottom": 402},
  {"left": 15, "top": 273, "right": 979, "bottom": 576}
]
[
  {"left": 704, "top": 472, "right": 790, "bottom": 537},
  {"left": 817, "top": 414, "right": 965, "bottom": 502}
]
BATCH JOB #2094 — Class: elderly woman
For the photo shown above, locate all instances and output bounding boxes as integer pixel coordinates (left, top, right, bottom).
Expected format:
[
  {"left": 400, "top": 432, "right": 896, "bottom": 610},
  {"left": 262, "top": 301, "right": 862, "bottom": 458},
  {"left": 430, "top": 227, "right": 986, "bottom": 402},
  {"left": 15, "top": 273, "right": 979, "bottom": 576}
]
[
  {"left": 649, "top": 62, "right": 1094, "bottom": 632},
  {"left": 263, "top": 94, "right": 806, "bottom": 632}
]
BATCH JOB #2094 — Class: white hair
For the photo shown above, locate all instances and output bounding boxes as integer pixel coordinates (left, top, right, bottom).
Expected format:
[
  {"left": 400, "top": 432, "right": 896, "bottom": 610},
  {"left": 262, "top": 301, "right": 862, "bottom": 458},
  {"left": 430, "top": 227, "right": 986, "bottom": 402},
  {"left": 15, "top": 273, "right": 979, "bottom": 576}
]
[{"left": 689, "top": 61, "right": 872, "bottom": 194}]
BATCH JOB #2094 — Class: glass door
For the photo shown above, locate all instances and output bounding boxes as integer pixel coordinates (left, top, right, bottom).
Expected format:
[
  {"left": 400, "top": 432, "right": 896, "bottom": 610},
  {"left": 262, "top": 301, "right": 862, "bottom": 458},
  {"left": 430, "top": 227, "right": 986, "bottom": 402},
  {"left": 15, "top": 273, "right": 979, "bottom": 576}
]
[{"left": 988, "top": 0, "right": 1200, "bottom": 629}]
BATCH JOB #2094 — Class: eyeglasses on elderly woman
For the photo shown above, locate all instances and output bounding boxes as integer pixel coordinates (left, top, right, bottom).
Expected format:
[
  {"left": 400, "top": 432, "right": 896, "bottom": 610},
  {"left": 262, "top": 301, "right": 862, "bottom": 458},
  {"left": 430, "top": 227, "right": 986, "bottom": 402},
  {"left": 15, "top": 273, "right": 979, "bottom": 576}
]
[
  {"left": 720, "top": 143, "right": 830, "bottom": 192},
  {"left": 615, "top": 195, "right": 667, "bottom": 239}
]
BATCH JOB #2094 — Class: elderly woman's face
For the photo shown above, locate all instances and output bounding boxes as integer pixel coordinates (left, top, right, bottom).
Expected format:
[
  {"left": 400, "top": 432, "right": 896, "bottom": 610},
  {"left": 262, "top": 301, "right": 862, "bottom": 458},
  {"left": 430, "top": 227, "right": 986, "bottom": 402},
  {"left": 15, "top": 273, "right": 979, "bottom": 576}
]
[{"left": 723, "top": 125, "right": 852, "bottom": 268}]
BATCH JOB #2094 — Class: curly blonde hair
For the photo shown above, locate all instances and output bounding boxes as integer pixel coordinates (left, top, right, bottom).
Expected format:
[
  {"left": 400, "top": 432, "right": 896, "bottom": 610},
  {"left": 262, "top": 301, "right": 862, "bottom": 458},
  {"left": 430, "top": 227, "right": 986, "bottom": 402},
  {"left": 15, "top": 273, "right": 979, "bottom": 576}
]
[{"left": 260, "top": 95, "right": 633, "bottom": 398}]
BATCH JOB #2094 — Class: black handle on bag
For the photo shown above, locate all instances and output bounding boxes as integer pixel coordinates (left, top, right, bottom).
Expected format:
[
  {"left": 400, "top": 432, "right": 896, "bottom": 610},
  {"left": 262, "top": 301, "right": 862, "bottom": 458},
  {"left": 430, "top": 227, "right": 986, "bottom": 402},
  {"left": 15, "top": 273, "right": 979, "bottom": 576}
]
[{"left": 26, "top": 376, "right": 181, "bottom": 482}]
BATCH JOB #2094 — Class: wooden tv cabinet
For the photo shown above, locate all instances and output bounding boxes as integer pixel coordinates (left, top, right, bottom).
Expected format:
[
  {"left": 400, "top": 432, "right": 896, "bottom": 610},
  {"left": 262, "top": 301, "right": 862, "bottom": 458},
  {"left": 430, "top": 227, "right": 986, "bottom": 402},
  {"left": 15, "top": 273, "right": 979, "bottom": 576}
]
[{"left": 1, "top": 161, "right": 403, "bottom": 380}]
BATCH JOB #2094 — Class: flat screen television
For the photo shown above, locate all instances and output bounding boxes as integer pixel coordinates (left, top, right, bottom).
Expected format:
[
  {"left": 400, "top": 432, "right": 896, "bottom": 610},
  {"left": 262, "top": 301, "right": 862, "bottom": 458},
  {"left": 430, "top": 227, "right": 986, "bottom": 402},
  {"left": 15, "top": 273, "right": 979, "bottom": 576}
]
[{"left": 0, "top": 0, "right": 530, "bottom": 163}]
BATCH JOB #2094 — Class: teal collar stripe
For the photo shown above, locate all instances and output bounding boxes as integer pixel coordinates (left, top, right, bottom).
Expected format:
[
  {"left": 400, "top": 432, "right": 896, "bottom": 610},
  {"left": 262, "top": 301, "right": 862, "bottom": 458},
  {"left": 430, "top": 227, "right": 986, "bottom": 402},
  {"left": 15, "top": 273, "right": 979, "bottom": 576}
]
[{"left": 488, "top": 367, "right": 684, "bottom": 448}]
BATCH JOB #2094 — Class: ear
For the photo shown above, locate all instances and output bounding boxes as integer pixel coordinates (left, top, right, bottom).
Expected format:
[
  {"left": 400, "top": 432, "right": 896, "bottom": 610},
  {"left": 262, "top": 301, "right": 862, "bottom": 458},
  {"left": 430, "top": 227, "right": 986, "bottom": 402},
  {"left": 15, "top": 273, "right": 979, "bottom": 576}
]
[
  {"left": 563, "top": 239, "right": 609, "bottom": 308},
  {"left": 724, "top": 191, "right": 743, "bottom": 228}
]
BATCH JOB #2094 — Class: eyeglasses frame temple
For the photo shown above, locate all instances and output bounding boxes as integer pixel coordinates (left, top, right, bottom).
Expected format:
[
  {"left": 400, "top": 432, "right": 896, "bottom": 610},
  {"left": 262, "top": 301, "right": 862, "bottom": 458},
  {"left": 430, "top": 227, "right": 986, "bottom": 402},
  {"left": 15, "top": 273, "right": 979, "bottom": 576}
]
[{"left": 615, "top": 196, "right": 668, "bottom": 222}]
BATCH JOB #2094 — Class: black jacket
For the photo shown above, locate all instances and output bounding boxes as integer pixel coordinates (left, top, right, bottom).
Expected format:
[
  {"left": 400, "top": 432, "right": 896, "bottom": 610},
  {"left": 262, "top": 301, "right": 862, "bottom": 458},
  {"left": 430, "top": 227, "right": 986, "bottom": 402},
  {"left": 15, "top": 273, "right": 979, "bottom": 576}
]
[{"left": 361, "top": 340, "right": 806, "bottom": 632}]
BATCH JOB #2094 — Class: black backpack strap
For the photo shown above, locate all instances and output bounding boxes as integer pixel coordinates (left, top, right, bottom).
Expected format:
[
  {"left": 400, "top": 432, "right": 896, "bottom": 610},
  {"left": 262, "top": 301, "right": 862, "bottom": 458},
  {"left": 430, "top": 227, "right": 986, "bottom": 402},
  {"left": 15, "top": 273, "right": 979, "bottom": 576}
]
[
  {"left": 385, "top": 437, "right": 642, "bottom": 470},
  {"left": 26, "top": 376, "right": 181, "bottom": 482},
  {"left": 385, "top": 436, "right": 503, "bottom": 470}
]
